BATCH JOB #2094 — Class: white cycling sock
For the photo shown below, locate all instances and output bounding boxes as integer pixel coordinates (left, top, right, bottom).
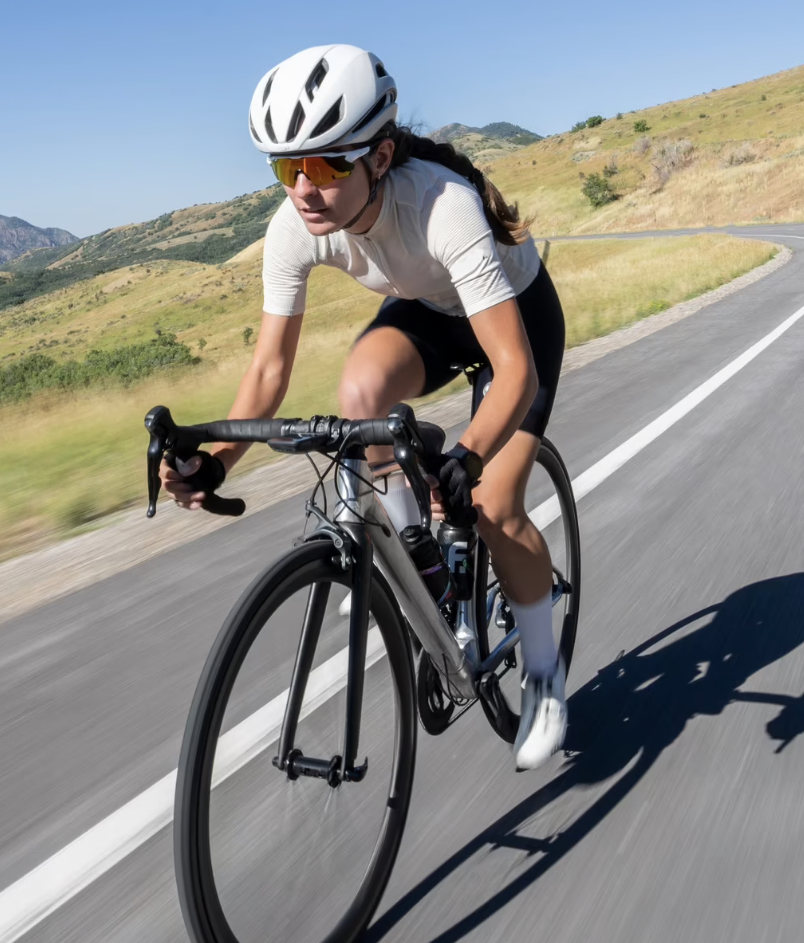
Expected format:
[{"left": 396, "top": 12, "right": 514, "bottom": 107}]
[
  {"left": 507, "top": 591, "right": 557, "bottom": 678},
  {"left": 374, "top": 468, "right": 420, "bottom": 533}
]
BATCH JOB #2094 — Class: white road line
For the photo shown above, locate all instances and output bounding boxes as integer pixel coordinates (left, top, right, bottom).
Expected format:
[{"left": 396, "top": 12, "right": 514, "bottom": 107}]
[{"left": 2, "top": 301, "right": 804, "bottom": 941}]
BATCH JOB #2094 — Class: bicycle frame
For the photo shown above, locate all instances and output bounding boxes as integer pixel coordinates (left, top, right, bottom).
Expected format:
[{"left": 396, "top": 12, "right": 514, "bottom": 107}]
[
  {"left": 274, "top": 448, "right": 528, "bottom": 782},
  {"left": 335, "top": 456, "right": 478, "bottom": 699}
]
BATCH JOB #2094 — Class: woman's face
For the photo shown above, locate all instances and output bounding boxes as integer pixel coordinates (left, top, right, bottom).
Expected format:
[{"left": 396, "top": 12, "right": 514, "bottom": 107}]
[{"left": 283, "top": 140, "right": 394, "bottom": 235}]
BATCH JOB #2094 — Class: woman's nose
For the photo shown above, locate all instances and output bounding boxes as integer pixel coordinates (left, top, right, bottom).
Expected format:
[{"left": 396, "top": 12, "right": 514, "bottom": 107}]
[{"left": 294, "top": 172, "right": 318, "bottom": 198}]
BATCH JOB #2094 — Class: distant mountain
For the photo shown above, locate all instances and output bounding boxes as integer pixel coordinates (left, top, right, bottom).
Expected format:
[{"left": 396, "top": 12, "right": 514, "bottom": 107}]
[
  {"left": 428, "top": 121, "right": 543, "bottom": 165},
  {"left": 0, "top": 215, "right": 78, "bottom": 264},
  {"left": 431, "top": 121, "right": 542, "bottom": 146}
]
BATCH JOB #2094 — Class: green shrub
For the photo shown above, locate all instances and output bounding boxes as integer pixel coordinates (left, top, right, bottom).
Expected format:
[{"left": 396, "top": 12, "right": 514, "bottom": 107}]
[
  {"left": 242, "top": 326, "right": 254, "bottom": 345},
  {"left": 586, "top": 115, "right": 604, "bottom": 128},
  {"left": 0, "top": 334, "right": 200, "bottom": 403},
  {"left": 633, "top": 119, "right": 650, "bottom": 133},
  {"left": 571, "top": 121, "right": 587, "bottom": 133},
  {"left": 582, "top": 173, "right": 618, "bottom": 208},
  {"left": 616, "top": 112, "right": 623, "bottom": 120}
]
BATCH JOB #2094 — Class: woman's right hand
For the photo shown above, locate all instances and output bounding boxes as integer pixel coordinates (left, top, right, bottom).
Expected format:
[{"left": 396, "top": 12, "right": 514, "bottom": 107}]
[{"left": 159, "top": 455, "right": 207, "bottom": 511}]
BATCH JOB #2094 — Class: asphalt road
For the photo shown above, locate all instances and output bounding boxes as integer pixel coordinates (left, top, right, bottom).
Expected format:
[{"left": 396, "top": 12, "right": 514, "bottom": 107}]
[{"left": 2, "top": 224, "right": 804, "bottom": 943}]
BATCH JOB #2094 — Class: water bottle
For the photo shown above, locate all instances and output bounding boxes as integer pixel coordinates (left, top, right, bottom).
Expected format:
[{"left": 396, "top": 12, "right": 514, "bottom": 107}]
[
  {"left": 401, "top": 525, "right": 456, "bottom": 609},
  {"left": 436, "top": 524, "right": 477, "bottom": 600}
]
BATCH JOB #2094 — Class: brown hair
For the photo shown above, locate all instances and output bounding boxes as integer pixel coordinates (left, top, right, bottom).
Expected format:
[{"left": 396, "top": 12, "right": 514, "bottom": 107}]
[{"left": 382, "top": 123, "right": 533, "bottom": 246}]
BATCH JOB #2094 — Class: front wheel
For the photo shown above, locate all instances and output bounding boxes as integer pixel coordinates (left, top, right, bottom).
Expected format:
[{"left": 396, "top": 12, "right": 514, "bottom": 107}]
[
  {"left": 174, "top": 541, "right": 417, "bottom": 943},
  {"left": 475, "top": 437, "right": 581, "bottom": 727}
]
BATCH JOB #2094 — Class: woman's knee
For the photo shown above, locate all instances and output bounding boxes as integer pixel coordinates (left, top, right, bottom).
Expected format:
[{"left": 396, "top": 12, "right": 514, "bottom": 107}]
[
  {"left": 338, "top": 328, "right": 425, "bottom": 419},
  {"left": 338, "top": 367, "right": 387, "bottom": 419}
]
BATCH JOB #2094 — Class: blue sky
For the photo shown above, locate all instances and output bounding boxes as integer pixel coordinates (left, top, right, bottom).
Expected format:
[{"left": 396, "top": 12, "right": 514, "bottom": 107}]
[{"left": 3, "top": 0, "right": 802, "bottom": 237}]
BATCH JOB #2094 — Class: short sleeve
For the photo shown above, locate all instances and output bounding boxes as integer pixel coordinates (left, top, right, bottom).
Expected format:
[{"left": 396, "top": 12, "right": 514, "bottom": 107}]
[
  {"left": 262, "top": 197, "right": 317, "bottom": 316},
  {"left": 422, "top": 178, "right": 516, "bottom": 317}
]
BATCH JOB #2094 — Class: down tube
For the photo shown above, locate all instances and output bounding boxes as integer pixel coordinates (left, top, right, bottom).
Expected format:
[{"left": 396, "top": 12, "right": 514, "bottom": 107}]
[
  {"left": 335, "top": 458, "right": 477, "bottom": 701},
  {"left": 369, "top": 530, "right": 476, "bottom": 701}
]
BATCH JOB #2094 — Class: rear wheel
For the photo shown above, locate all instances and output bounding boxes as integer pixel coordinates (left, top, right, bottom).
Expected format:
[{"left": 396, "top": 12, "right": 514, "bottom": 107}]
[
  {"left": 475, "top": 437, "right": 581, "bottom": 726},
  {"left": 175, "top": 541, "right": 417, "bottom": 943}
]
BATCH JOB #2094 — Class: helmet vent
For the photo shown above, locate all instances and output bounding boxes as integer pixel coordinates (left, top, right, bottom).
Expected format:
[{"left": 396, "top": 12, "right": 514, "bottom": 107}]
[
  {"left": 310, "top": 96, "right": 343, "bottom": 139},
  {"left": 375, "top": 62, "right": 388, "bottom": 78},
  {"left": 286, "top": 101, "right": 306, "bottom": 142},
  {"left": 262, "top": 71, "right": 275, "bottom": 106},
  {"left": 305, "top": 59, "right": 329, "bottom": 101},
  {"left": 351, "top": 93, "right": 391, "bottom": 134},
  {"left": 264, "top": 109, "right": 277, "bottom": 144}
]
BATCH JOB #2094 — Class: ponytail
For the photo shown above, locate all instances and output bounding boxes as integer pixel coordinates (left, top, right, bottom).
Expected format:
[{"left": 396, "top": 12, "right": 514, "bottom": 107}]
[{"left": 382, "top": 123, "right": 533, "bottom": 246}]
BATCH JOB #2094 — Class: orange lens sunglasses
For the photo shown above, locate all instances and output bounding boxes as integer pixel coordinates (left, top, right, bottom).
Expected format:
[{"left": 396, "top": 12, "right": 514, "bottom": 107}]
[{"left": 269, "top": 146, "right": 371, "bottom": 187}]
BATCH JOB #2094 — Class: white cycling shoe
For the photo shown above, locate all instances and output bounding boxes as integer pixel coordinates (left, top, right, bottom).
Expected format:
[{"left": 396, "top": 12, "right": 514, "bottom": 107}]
[{"left": 514, "top": 657, "right": 567, "bottom": 771}]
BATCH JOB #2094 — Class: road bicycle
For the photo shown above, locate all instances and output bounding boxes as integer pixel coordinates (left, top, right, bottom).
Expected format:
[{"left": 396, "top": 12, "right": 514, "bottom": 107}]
[{"left": 144, "top": 387, "right": 580, "bottom": 943}]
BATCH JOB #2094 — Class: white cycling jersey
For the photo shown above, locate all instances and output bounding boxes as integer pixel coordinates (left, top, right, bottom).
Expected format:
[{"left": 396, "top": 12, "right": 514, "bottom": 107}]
[{"left": 262, "top": 157, "right": 540, "bottom": 319}]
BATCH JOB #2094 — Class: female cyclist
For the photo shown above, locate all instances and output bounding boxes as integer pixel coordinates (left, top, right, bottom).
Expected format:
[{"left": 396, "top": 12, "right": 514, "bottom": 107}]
[{"left": 161, "top": 44, "right": 567, "bottom": 770}]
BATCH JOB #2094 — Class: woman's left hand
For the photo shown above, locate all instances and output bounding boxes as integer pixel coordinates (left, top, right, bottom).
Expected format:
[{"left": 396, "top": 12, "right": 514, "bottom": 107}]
[
  {"left": 424, "top": 472, "right": 447, "bottom": 521},
  {"left": 424, "top": 449, "right": 479, "bottom": 526}
]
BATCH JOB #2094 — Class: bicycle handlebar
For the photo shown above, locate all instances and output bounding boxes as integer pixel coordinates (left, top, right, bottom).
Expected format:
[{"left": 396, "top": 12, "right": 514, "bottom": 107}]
[{"left": 144, "top": 403, "right": 446, "bottom": 523}]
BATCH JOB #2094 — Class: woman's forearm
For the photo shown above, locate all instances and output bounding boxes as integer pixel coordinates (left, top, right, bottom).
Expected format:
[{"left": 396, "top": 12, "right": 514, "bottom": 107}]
[
  {"left": 211, "top": 364, "right": 289, "bottom": 473},
  {"left": 210, "top": 312, "right": 303, "bottom": 474},
  {"left": 458, "top": 361, "right": 538, "bottom": 465}
]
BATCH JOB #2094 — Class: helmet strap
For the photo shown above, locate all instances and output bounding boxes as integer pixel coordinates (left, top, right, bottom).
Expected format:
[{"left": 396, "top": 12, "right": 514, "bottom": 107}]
[{"left": 342, "top": 155, "right": 386, "bottom": 232}]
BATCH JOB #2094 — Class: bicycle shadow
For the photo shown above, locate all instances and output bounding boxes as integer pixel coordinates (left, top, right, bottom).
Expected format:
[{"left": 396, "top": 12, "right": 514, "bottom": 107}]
[{"left": 366, "top": 573, "right": 804, "bottom": 943}]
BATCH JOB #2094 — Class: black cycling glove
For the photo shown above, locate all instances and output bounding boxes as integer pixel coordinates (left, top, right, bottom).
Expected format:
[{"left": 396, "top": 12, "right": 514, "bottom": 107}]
[
  {"left": 425, "top": 447, "right": 482, "bottom": 527},
  {"left": 172, "top": 451, "right": 226, "bottom": 495}
]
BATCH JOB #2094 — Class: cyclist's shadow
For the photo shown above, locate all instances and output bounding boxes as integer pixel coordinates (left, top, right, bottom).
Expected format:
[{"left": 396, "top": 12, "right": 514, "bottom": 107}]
[{"left": 366, "top": 573, "right": 804, "bottom": 943}]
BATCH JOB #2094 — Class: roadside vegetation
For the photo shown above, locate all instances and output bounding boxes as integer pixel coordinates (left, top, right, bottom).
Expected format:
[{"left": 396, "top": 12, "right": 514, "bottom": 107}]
[{"left": 0, "top": 234, "right": 777, "bottom": 561}]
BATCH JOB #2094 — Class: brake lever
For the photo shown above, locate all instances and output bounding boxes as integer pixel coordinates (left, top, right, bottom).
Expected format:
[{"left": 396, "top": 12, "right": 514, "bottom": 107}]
[
  {"left": 145, "top": 405, "right": 245, "bottom": 518},
  {"left": 145, "top": 405, "right": 174, "bottom": 518},
  {"left": 387, "top": 415, "right": 432, "bottom": 531}
]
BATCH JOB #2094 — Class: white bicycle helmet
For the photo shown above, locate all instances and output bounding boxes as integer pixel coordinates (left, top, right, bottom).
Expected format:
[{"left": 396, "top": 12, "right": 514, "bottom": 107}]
[{"left": 249, "top": 44, "right": 398, "bottom": 155}]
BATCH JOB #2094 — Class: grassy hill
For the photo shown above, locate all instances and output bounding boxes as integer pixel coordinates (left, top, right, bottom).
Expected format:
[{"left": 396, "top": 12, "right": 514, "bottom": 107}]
[
  {"left": 488, "top": 64, "right": 804, "bottom": 235},
  {"left": 0, "top": 188, "right": 286, "bottom": 314}
]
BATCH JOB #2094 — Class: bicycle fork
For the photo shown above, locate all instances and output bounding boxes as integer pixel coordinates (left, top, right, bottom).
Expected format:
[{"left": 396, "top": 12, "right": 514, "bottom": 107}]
[{"left": 272, "top": 528, "right": 373, "bottom": 789}]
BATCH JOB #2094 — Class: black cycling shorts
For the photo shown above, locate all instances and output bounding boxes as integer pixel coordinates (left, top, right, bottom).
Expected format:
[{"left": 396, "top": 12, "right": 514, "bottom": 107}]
[{"left": 357, "top": 261, "right": 565, "bottom": 439}]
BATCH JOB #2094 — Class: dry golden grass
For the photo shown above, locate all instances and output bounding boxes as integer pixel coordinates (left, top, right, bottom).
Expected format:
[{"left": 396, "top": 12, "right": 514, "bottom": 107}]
[
  {"left": 488, "top": 64, "right": 804, "bottom": 235},
  {"left": 0, "top": 247, "right": 380, "bottom": 369},
  {"left": 0, "top": 234, "right": 776, "bottom": 561},
  {"left": 550, "top": 234, "right": 775, "bottom": 346}
]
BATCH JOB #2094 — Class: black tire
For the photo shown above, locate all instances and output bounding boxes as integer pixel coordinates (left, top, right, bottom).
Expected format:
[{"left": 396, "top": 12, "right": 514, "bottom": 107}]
[
  {"left": 174, "top": 541, "right": 417, "bottom": 943},
  {"left": 476, "top": 436, "right": 581, "bottom": 703}
]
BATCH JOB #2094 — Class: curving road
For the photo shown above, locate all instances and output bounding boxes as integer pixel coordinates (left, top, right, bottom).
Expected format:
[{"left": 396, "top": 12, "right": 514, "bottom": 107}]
[{"left": 1, "top": 224, "right": 804, "bottom": 942}]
